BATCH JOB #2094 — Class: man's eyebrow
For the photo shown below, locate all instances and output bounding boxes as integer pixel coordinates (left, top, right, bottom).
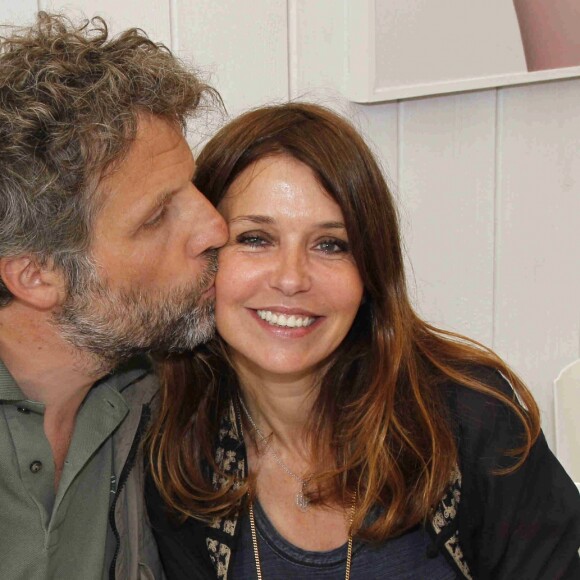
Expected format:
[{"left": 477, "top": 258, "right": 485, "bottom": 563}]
[{"left": 150, "top": 189, "right": 177, "bottom": 209}]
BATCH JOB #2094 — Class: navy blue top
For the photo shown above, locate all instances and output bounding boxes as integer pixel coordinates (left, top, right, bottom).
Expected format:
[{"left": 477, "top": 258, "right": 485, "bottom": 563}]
[{"left": 230, "top": 500, "right": 457, "bottom": 579}]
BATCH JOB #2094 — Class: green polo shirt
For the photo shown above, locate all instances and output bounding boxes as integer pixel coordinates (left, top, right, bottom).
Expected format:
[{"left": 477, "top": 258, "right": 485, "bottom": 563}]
[{"left": 0, "top": 358, "right": 134, "bottom": 579}]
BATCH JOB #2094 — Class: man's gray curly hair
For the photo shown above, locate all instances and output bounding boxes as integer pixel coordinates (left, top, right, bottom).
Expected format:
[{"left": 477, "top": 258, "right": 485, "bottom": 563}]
[{"left": 0, "top": 11, "right": 220, "bottom": 306}]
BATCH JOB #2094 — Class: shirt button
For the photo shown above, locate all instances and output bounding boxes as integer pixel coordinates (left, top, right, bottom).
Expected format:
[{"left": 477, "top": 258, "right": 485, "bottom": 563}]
[
  {"left": 30, "top": 461, "right": 43, "bottom": 473},
  {"left": 17, "top": 406, "right": 30, "bottom": 414}
]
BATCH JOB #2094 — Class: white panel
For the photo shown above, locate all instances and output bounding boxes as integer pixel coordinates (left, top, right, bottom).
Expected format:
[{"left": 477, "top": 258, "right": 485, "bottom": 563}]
[
  {"left": 0, "top": 0, "right": 38, "bottom": 25},
  {"left": 344, "top": 0, "right": 580, "bottom": 102},
  {"left": 374, "top": 0, "right": 526, "bottom": 88},
  {"left": 176, "top": 0, "right": 288, "bottom": 122},
  {"left": 350, "top": 102, "right": 399, "bottom": 189},
  {"left": 42, "top": 0, "right": 171, "bottom": 47},
  {"left": 495, "top": 78, "right": 580, "bottom": 447},
  {"left": 344, "top": 0, "right": 374, "bottom": 102},
  {"left": 399, "top": 90, "right": 496, "bottom": 346},
  {"left": 290, "top": 0, "right": 399, "bottom": 183},
  {"left": 290, "top": 0, "right": 346, "bottom": 102},
  {"left": 554, "top": 359, "right": 580, "bottom": 482}
]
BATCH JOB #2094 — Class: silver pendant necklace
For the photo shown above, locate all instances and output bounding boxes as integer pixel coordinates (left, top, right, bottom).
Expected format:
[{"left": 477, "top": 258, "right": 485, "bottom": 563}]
[{"left": 238, "top": 394, "right": 311, "bottom": 511}]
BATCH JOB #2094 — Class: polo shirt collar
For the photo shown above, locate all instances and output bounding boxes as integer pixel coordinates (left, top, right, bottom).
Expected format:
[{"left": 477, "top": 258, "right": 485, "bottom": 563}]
[
  {"left": 105, "top": 355, "right": 152, "bottom": 394},
  {"left": 0, "top": 355, "right": 151, "bottom": 404},
  {"left": 0, "top": 358, "right": 25, "bottom": 401}
]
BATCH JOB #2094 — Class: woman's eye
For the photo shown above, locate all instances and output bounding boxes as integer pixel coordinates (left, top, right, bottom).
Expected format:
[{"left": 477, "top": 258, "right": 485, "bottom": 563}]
[
  {"left": 236, "top": 232, "right": 270, "bottom": 248},
  {"left": 316, "top": 238, "right": 349, "bottom": 254}
]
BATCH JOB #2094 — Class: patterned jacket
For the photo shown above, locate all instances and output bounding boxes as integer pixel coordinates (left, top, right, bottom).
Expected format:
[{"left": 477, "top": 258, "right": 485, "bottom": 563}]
[{"left": 147, "top": 368, "right": 580, "bottom": 579}]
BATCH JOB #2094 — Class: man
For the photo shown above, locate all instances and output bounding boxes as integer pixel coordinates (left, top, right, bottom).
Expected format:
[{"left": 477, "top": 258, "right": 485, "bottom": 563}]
[{"left": 0, "top": 12, "right": 227, "bottom": 579}]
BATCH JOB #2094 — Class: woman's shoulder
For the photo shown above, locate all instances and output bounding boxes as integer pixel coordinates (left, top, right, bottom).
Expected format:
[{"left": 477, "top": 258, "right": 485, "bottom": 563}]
[
  {"left": 439, "top": 365, "right": 525, "bottom": 458},
  {"left": 440, "top": 363, "right": 515, "bottom": 412},
  {"left": 435, "top": 362, "right": 549, "bottom": 481}
]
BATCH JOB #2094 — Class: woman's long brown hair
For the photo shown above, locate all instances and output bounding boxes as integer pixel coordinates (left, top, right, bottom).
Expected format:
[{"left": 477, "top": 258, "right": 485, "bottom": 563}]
[{"left": 148, "top": 103, "right": 540, "bottom": 540}]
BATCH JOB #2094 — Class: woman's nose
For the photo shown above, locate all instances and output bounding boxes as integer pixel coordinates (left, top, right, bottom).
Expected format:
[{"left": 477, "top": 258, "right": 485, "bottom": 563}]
[{"left": 269, "top": 248, "right": 312, "bottom": 296}]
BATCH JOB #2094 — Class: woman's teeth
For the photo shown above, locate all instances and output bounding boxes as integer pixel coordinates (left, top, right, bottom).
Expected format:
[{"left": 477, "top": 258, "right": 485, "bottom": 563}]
[{"left": 257, "top": 310, "right": 316, "bottom": 328}]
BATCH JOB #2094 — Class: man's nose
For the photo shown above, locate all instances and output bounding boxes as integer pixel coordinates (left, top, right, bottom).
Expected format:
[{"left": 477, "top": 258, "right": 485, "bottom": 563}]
[{"left": 188, "top": 188, "right": 228, "bottom": 257}]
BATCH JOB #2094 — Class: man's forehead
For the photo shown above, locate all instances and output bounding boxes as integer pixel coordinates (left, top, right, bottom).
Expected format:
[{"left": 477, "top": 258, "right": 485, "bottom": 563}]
[{"left": 95, "top": 115, "right": 192, "bottom": 204}]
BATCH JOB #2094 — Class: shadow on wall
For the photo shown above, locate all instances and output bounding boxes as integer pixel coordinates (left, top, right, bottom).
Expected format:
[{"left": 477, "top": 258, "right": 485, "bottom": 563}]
[{"left": 514, "top": 0, "right": 580, "bottom": 71}]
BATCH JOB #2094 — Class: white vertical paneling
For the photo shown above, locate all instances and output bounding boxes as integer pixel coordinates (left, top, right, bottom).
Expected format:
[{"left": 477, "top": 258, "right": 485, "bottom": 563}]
[
  {"left": 175, "top": 0, "right": 288, "bottom": 121},
  {"left": 350, "top": 102, "right": 399, "bottom": 190},
  {"left": 290, "top": 0, "right": 346, "bottom": 102},
  {"left": 0, "top": 0, "right": 39, "bottom": 25},
  {"left": 168, "top": 0, "right": 178, "bottom": 52},
  {"left": 290, "top": 1, "right": 398, "bottom": 188},
  {"left": 41, "top": 0, "right": 172, "bottom": 47},
  {"left": 494, "top": 77, "right": 580, "bottom": 446},
  {"left": 398, "top": 91, "right": 497, "bottom": 346}
]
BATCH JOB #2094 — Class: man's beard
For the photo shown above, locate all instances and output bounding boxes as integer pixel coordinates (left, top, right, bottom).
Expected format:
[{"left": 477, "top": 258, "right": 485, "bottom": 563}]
[{"left": 52, "top": 252, "right": 218, "bottom": 372}]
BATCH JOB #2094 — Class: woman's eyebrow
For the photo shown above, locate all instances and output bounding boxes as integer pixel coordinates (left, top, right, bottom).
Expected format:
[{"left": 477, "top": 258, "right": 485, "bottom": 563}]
[
  {"left": 317, "top": 221, "right": 346, "bottom": 230},
  {"left": 228, "top": 215, "right": 347, "bottom": 232},
  {"left": 228, "top": 215, "right": 275, "bottom": 225}
]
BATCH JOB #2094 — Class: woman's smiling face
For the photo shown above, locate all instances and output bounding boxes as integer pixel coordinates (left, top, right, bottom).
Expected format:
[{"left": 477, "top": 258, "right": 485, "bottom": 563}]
[{"left": 215, "top": 155, "right": 364, "bottom": 384}]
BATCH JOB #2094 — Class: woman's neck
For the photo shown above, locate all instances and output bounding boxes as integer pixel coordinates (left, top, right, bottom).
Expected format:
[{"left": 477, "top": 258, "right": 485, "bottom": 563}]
[{"left": 236, "top": 369, "right": 318, "bottom": 453}]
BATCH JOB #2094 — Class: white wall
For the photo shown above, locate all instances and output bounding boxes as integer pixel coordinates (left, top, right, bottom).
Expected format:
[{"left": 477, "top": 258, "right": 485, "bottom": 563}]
[{"left": 2, "top": 2, "right": 578, "bottom": 448}]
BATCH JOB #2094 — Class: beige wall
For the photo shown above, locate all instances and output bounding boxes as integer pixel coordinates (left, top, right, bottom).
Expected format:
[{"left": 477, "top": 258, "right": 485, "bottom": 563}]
[{"left": 4, "top": 1, "right": 579, "bottom": 448}]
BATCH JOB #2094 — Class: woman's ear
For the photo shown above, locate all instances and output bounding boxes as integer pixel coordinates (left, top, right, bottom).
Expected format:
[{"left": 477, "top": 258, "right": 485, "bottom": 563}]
[{"left": 0, "top": 256, "right": 65, "bottom": 310}]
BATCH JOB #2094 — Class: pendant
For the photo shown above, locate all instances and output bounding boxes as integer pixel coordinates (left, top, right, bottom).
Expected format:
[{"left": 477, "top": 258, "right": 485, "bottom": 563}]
[{"left": 296, "top": 489, "right": 310, "bottom": 511}]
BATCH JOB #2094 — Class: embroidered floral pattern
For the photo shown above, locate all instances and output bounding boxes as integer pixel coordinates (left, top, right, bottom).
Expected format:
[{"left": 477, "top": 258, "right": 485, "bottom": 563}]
[
  {"left": 445, "top": 532, "right": 472, "bottom": 579},
  {"left": 207, "top": 401, "right": 247, "bottom": 578},
  {"left": 431, "top": 464, "right": 473, "bottom": 579},
  {"left": 206, "top": 538, "right": 231, "bottom": 580}
]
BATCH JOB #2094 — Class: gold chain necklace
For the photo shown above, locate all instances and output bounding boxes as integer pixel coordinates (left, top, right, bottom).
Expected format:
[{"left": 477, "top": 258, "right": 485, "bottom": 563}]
[
  {"left": 237, "top": 396, "right": 357, "bottom": 578},
  {"left": 247, "top": 494, "right": 357, "bottom": 580}
]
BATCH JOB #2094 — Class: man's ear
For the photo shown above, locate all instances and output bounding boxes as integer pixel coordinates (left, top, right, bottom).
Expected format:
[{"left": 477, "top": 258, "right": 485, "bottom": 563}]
[{"left": 0, "top": 256, "right": 65, "bottom": 310}]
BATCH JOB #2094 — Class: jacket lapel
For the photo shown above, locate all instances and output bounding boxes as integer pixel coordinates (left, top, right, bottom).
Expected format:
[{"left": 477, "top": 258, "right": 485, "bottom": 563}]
[{"left": 206, "top": 400, "right": 246, "bottom": 579}]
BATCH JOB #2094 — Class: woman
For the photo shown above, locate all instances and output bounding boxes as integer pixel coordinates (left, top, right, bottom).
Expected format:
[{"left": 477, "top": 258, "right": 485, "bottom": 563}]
[{"left": 146, "top": 103, "right": 580, "bottom": 579}]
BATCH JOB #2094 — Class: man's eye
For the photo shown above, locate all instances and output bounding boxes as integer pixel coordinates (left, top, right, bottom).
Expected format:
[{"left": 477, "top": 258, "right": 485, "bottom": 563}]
[
  {"left": 143, "top": 206, "right": 167, "bottom": 229},
  {"left": 316, "top": 238, "right": 349, "bottom": 254}
]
